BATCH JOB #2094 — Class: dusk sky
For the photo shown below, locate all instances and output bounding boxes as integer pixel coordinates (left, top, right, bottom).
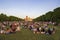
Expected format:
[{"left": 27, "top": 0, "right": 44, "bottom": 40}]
[{"left": 0, "top": 0, "right": 60, "bottom": 18}]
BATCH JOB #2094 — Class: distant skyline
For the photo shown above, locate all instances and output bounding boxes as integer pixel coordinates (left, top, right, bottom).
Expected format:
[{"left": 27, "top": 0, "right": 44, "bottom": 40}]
[{"left": 0, "top": 0, "right": 60, "bottom": 19}]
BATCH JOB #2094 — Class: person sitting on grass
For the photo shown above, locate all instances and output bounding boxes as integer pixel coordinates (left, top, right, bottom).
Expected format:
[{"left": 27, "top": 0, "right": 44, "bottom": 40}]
[
  {"left": 16, "top": 25, "right": 20, "bottom": 31},
  {"left": 28, "top": 24, "right": 34, "bottom": 30},
  {"left": 41, "top": 27, "right": 45, "bottom": 34},
  {"left": 5, "top": 28, "right": 12, "bottom": 34},
  {"left": 33, "top": 28, "right": 37, "bottom": 34},
  {"left": 0, "top": 28, "right": 5, "bottom": 34},
  {"left": 36, "top": 27, "right": 40, "bottom": 34},
  {"left": 46, "top": 27, "right": 55, "bottom": 35}
]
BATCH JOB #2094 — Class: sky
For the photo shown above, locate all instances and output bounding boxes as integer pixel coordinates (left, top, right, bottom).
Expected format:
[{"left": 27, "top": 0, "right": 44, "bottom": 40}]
[{"left": 0, "top": 0, "right": 60, "bottom": 19}]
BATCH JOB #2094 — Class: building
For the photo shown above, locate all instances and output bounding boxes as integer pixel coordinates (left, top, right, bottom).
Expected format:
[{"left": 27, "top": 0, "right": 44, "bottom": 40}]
[{"left": 24, "top": 16, "right": 32, "bottom": 21}]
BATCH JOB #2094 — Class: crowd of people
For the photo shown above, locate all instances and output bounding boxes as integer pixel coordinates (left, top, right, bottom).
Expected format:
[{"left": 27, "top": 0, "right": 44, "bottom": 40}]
[
  {"left": 0, "top": 21, "right": 20, "bottom": 34},
  {"left": 0, "top": 21, "right": 55, "bottom": 35}
]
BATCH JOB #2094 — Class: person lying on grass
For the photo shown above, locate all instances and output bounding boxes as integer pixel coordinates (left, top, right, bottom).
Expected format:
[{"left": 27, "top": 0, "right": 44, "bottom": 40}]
[{"left": 5, "top": 23, "right": 20, "bottom": 34}]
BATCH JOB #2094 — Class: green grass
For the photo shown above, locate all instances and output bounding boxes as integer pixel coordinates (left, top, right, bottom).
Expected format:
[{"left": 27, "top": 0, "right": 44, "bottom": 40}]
[{"left": 0, "top": 26, "right": 60, "bottom": 40}]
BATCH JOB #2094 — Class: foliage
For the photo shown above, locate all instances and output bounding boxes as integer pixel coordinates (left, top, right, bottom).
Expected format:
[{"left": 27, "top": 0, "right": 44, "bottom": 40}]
[
  {"left": 0, "top": 13, "right": 23, "bottom": 21},
  {"left": 33, "top": 7, "right": 60, "bottom": 24}
]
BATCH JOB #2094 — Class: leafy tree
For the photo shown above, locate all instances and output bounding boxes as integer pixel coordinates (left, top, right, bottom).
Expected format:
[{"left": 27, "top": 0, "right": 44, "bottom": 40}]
[
  {"left": 33, "top": 7, "right": 60, "bottom": 25},
  {"left": 0, "top": 13, "right": 24, "bottom": 21}
]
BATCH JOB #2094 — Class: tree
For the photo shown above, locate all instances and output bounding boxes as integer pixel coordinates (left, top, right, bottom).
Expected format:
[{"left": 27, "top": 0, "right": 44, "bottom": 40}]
[
  {"left": 0, "top": 13, "right": 24, "bottom": 21},
  {"left": 33, "top": 7, "right": 60, "bottom": 25}
]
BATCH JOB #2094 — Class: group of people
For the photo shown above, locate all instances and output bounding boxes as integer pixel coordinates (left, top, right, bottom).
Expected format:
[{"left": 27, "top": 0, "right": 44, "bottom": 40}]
[
  {"left": 23, "top": 22, "right": 55, "bottom": 35},
  {"left": 0, "top": 21, "right": 20, "bottom": 34},
  {"left": 0, "top": 21, "right": 55, "bottom": 35},
  {"left": 28, "top": 25, "right": 55, "bottom": 35}
]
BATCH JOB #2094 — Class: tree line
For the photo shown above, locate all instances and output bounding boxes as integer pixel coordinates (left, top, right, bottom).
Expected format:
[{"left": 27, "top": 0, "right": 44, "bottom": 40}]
[
  {"left": 0, "top": 13, "right": 23, "bottom": 21},
  {"left": 33, "top": 7, "right": 60, "bottom": 24}
]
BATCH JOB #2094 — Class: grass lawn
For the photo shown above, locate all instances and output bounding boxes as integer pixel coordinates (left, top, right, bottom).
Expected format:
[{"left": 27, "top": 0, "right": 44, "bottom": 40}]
[{"left": 0, "top": 26, "right": 60, "bottom": 40}]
